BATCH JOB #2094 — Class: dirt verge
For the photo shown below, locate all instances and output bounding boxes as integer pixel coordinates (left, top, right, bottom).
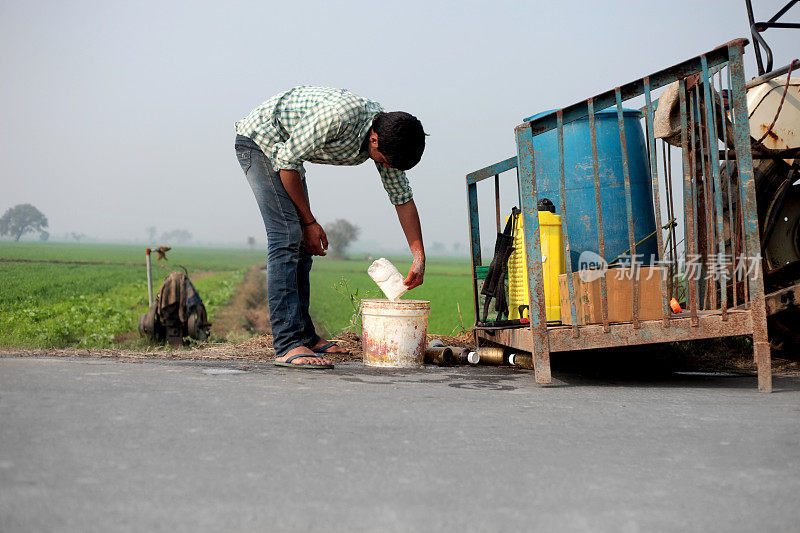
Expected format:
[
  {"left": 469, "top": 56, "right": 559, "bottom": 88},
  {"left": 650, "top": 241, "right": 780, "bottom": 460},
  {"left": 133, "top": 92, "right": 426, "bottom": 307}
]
[
  {"left": 5, "top": 330, "right": 798, "bottom": 377},
  {"left": 6, "top": 330, "right": 473, "bottom": 365},
  {"left": 209, "top": 265, "right": 270, "bottom": 341}
]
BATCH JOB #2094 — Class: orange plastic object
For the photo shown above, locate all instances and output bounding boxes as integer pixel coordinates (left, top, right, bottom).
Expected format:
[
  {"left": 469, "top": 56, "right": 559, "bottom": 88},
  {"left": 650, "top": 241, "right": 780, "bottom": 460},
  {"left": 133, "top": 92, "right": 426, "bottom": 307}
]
[{"left": 669, "top": 298, "right": 682, "bottom": 314}]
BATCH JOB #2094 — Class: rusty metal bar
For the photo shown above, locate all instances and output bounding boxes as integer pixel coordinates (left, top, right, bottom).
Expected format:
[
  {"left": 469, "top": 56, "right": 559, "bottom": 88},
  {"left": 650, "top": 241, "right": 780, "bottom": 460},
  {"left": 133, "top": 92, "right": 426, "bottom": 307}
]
[
  {"left": 680, "top": 79, "right": 700, "bottom": 326},
  {"left": 638, "top": 64, "right": 725, "bottom": 117},
  {"left": 557, "top": 110, "right": 579, "bottom": 336},
  {"left": 722, "top": 117, "right": 738, "bottom": 308},
  {"left": 746, "top": 59, "right": 800, "bottom": 89},
  {"left": 727, "top": 66, "right": 750, "bottom": 311},
  {"left": 720, "top": 147, "right": 800, "bottom": 159},
  {"left": 668, "top": 144, "right": 678, "bottom": 288},
  {"left": 644, "top": 76, "right": 670, "bottom": 325},
  {"left": 728, "top": 42, "right": 772, "bottom": 392},
  {"left": 740, "top": 171, "right": 751, "bottom": 311},
  {"left": 467, "top": 182, "right": 481, "bottom": 325},
  {"left": 695, "top": 82, "right": 717, "bottom": 311},
  {"left": 588, "top": 98, "right": 610, "bottom": 333},
  {"left": 494, "top": 174, "right": 501, "bottom": 233},
  {"left": 697, "top": 104, "right": 711, "bottom": 310},
  {"left": 690, "top": 85, "right": 707, "bottom": 310},
  {"left": 616, "top": 87, "right": 640, "bottom": 328},
  {"left": 720, "top": 68, "right": 738, "bottom": 309},
  {"left": 520, "top": 39, "right": 744, "bottom": 136},
  {"left": 663, "top": 141, "right": 678, "bottom": 304},
  {"left": 746, "top": 0, "right": 766, "bottom": 75},
  {"left": 730, "top": 65, "right": 750, "bottom": 312},
  {"left": 466, "top": 156, "right": 518, "bottom": 185},
  {"left": 515, "top": 124, "right": 552, "bottom": 385},
  {"left": 703, "top": 56, "right": 728, "bottom": 320},
  {"left": 689, "top": 88, "right": 704, "bottom": 315},
  {"left": 764, "top": 283, "right": 800, "bottom": 316},
  {"left": 546, "top": 310, "right": 751, "bottom": 351},
  {"left": 661, "top": 141, "right": 673, "bottom": 299},
  {"left": 477, "top": 310, "right": 753, "bottom": 353}
]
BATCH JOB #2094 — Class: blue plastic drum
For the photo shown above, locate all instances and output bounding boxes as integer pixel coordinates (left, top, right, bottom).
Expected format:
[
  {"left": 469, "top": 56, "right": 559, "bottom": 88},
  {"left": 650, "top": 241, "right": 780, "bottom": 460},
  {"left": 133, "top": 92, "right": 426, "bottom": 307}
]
[{"left": 523, "top": 109, "right": 658, "bottom": 270}]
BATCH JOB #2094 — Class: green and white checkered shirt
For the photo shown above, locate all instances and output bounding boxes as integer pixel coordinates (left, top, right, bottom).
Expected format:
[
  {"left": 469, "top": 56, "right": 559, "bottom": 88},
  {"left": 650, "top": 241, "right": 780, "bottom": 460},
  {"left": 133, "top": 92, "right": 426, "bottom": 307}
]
[{"left": 235, "top": 86, "right": 413, "bottom": 205}]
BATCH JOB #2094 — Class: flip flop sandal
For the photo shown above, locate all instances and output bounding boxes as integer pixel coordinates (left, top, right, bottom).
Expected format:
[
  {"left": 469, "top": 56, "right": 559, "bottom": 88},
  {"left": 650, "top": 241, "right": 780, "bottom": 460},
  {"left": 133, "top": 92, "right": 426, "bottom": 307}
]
[
  {"left": 274, "top": 353, "right": 334, "bottom": 369},
  {"left": 313, "top": 342, "right": 351, "bottom": 355}
]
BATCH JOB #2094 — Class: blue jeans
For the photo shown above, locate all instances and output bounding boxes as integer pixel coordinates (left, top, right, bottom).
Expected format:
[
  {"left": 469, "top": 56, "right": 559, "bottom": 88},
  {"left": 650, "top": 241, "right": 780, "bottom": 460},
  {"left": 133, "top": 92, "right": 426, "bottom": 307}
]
[{"left": 235, "top": 134, "right": 320, "bottom": 357}]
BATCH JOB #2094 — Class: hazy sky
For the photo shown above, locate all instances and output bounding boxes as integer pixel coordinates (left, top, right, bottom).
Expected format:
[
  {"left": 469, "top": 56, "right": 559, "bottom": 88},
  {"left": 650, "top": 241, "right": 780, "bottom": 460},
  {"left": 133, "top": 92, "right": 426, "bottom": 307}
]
[{"left": 1, "top": 0, "right": 797, "bottom": 252}]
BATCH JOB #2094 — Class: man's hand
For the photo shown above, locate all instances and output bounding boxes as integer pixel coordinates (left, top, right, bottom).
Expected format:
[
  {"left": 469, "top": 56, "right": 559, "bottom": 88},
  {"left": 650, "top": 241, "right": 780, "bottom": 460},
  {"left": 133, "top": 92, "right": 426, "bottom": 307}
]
[
  {"left": 404, "top": 252, "right": 425, "bottom": 289},
  {"left": 278, "top": 168, "right": 326, "bottom": 255},
  {"left": 395, "top": 200, "right": 425, "bottom": 290},
  {"left": 302, "top": 222, "right": 328, "bottom": 256}
]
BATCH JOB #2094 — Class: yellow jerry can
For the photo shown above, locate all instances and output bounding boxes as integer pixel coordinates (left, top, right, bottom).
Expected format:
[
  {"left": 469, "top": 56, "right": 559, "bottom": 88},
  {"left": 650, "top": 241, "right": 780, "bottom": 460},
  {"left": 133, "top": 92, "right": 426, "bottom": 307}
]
[{"left": 507, "top": 211, "right": 565, "bottom": 322}]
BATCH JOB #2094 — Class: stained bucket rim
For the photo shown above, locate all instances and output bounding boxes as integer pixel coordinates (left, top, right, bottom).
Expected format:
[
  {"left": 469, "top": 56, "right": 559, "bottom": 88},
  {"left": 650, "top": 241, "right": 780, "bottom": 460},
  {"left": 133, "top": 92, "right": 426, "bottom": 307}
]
[{"left": 361, "top": 298, "right": 430, "bottom": 309}]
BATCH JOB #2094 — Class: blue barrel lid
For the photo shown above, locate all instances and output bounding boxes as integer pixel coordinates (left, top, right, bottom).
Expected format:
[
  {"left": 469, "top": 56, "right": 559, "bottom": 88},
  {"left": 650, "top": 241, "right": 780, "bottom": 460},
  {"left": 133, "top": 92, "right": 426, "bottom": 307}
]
[{"left": 523, "top": 108, "right": 642, "bottom": 123}]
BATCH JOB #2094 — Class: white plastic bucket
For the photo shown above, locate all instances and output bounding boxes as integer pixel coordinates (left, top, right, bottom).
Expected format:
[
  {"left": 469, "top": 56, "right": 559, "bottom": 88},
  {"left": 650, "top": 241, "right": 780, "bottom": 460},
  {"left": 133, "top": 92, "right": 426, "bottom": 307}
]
[{"left": 361, "top": 299, "right": 431, "bottom": 368}]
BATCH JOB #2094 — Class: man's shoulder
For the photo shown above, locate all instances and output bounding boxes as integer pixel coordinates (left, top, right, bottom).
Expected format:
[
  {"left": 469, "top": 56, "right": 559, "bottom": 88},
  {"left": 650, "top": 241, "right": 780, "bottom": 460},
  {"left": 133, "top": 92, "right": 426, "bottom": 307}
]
[{"left": 288, "top": 86, "right": 381, "bottom": 114}]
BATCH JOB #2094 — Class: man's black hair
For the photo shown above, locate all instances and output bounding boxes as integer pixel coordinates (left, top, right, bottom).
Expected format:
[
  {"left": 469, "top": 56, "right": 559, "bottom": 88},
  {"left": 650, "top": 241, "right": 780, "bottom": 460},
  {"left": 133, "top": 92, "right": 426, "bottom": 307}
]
[{"left": 371, "top": 112, "right": 426, "bottom": 171}]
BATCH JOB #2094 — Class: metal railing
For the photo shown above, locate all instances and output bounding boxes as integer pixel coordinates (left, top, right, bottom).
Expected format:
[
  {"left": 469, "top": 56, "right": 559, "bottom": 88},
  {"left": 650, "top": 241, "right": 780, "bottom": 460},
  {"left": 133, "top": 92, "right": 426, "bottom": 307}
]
[{"left": 466, "top": 39, "right": 772, "bottom": 391}]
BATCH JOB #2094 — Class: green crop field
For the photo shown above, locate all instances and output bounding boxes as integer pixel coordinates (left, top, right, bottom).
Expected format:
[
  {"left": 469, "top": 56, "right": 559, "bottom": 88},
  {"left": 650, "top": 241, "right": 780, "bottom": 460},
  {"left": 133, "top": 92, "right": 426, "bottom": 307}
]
[
  {"left": 309, "top": 256, "right": 473, "bottom": 336},
  {"left": 0, "top": 241, "right": 474, "bottom": 349},
  {"left": 0, "top": 241, "right": 265, "bottom": 270},
  {"left": 0, "top": 242, "right": 264, "bottom": 349}
]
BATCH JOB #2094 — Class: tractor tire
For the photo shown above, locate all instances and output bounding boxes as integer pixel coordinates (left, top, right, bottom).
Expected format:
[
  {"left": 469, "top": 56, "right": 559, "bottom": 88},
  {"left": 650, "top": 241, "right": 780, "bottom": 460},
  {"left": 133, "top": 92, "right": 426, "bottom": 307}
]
[
  {"left": 721, "top": 157, "right": 800, "bottom": 357},
  {"left": 187, "top": 311, "right": 208, "bottom": 342},
  {"left": 138, "top": 313, "right": 149, "bottom": 337},
  {"left": 138, "top": 310, "right": 156, "bottom": 339},
  {"left": 768, "top": 309, "right": 800, "bottom": 356}
]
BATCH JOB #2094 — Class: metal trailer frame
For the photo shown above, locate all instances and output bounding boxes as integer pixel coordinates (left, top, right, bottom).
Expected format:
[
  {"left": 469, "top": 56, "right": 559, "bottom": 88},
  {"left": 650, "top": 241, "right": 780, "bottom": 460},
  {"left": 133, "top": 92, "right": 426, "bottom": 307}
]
[
  {"left": 466, "top": 39, "right": 774, "bottom": 392},
  {"left": 745, "top": 0, "right": 800, "bottom": 76}
]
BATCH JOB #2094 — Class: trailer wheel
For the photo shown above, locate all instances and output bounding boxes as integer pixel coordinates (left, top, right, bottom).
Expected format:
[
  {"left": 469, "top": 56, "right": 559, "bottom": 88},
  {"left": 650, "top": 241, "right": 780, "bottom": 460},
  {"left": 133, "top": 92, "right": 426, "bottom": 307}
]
[
  {"left": 768, "top": 310, "right": 800, "bottom": 356},
  {"left": 721, "top": 157, "right": 800, "bottom": 357},
  {"left": 187, "top": 311, "right": 208, "bottom": 342},
  {"left": 138, "top": 310, "right": 157, "bottom": 339}
]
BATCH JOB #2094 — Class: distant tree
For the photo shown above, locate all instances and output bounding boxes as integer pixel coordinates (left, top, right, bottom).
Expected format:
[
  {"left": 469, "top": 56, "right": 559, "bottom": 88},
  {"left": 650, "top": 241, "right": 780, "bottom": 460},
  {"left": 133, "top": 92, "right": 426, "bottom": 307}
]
[
  {"left": 432, "top": 241, "right": 445, "bottom": 255},
  {"left": 71, "top": 232, "right": 85, "bottom": 242},
  {"left": 0, "top": 204, "right": 48, "bottom": 242},
  {"left": 146, "top": 226, "right": 157, "bottom": 242},
  {"left": 160, "top": 229, "right": 192, "bottom": 244},
  {"left": 325, "top": 219, "right": 360, "bottom": 259},
  {"left": 39, "top": 231, "right": 49, "bottom": 242},
  {"left": 247, "top": 236, "right": 256, "bottom": 249}
]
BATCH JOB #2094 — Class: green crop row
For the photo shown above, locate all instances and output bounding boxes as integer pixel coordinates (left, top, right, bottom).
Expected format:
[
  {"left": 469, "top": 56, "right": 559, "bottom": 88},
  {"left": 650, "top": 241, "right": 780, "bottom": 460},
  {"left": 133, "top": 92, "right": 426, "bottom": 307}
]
[
  {"left": 309, "top": 256, "right": 474, "bottom": 336},
  {"left": 0, "top": 260, "right": 242, "bottom": 349},
  {"left": 0, "top": 241, "right": 266, "bottom": 271}
]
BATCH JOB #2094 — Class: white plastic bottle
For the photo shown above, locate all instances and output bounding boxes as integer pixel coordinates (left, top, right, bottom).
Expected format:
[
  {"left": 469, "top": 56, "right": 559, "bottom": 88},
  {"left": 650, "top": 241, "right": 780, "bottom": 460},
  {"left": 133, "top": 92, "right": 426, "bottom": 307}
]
[{"left": 367, "top": 258, "right": 408, "bottom": 301}]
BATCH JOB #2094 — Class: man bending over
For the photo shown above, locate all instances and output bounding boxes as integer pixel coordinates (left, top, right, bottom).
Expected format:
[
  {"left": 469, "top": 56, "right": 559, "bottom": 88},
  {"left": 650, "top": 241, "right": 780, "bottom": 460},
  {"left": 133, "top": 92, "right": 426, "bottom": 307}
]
[{"left": 234, "top": 86, "right": 426, "bottom": 369}]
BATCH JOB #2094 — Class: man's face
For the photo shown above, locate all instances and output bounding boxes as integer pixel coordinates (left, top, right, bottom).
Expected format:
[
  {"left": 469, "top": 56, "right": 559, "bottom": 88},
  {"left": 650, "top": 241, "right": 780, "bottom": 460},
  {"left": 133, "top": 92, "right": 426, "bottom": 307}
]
[{"left": 367, "top": 131, "right": 391, "bottom": 167}]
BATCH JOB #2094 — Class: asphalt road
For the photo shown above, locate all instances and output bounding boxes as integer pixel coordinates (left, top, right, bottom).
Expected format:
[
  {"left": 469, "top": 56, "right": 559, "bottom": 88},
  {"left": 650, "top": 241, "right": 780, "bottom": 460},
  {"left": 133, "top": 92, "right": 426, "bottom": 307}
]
[{"left": 1, "top": 355, "right": 799, "bottom": 532}]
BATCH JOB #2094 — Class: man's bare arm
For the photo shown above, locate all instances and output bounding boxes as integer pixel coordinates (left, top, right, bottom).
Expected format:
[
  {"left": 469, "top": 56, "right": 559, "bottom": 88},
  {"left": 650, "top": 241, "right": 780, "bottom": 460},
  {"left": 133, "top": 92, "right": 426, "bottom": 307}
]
[
  {"left": 395, "top": 199, "right": 425, "bottom": 289},
  {"left": 279, "top": 169, "right": 328, "bottom": 256}
]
